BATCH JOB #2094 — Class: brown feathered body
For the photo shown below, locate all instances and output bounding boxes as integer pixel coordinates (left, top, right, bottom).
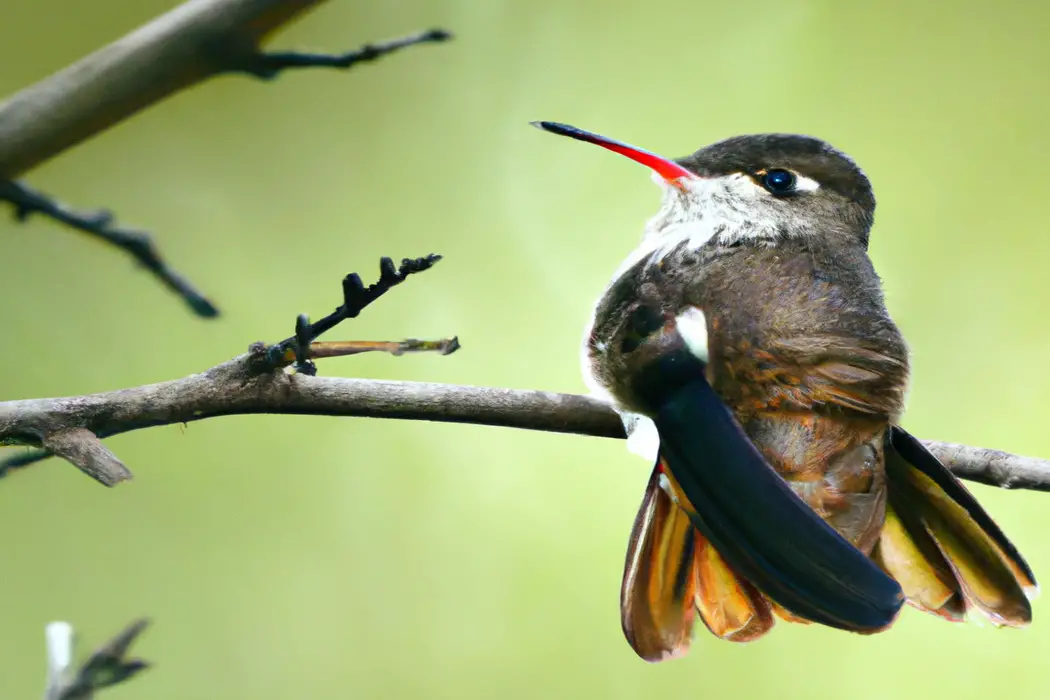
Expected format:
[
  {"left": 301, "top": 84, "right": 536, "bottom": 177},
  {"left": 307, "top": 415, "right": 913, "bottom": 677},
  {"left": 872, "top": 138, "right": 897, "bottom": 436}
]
[
  {"left": 592, "top": 238, "right": 908, "bottom": 550},
  {"left": 580, "top": 134, "right": 1036, "bottom": 660}
]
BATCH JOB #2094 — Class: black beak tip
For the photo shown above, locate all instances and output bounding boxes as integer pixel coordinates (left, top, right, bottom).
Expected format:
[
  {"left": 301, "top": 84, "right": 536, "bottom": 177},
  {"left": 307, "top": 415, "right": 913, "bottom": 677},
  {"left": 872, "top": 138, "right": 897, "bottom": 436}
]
[{"left": 530, "top": 120, "right": 573, "bottom": 136}]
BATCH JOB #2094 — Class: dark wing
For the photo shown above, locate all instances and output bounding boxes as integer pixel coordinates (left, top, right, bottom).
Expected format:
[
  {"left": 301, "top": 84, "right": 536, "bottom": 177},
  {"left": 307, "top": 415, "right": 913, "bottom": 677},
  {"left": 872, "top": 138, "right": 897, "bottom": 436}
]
[{"left": 654, "top": 373, "right": 904, "bottom": 631}]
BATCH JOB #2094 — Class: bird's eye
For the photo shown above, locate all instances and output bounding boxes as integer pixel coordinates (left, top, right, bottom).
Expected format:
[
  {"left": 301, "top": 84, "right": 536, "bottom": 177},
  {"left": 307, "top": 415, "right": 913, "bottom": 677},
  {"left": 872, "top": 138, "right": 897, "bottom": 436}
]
[{"left": 761, "top": 169, "right": 797, "bottom": 195}]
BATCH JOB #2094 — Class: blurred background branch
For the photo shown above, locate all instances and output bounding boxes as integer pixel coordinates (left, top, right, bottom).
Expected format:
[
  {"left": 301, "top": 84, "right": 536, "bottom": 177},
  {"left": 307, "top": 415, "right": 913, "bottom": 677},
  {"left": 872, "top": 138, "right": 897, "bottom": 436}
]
[
  {"left": 0, "top": 181, "right": 219, "bottom": 317},
  {"left": 43, "top": 619, "right": 150, "bottom": 700},
  {"left": 0, "top": 0, "right": 448, "bottom": 178},
  {"left": 0, "top": 0, "right": 450, "bottom": 316}
]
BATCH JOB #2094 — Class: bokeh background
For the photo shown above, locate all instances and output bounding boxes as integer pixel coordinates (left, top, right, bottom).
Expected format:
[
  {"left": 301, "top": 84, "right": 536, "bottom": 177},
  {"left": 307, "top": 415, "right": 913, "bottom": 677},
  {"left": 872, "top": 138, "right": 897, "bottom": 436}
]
[{"left": 2, "top": 0, "right": 1050, "bottom": 697}]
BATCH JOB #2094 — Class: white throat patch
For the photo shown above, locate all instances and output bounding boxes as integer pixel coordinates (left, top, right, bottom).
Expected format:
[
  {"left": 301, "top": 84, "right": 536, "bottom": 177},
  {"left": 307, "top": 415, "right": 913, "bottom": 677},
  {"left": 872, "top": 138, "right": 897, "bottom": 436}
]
[
  {"left": 646, "top": 172, "right": 775, "bottom": 249},
  {"left": 607, "top": 172, "right": 819, "bottom": 281}
]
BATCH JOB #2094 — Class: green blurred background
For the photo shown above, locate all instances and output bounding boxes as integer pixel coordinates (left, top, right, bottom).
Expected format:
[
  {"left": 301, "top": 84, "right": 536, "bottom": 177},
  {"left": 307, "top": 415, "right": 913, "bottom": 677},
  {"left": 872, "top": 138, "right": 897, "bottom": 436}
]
[{"left": 2, "top": 0, "right": 1050, "bottom": 697}]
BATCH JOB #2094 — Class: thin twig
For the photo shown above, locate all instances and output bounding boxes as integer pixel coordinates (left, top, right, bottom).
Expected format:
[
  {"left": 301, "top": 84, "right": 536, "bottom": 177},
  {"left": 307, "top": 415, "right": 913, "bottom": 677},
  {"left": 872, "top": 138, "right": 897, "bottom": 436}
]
[
  {"left": 0, "top": 447, "right": 50, "bottom": 475},
  {"left": 41, "top": 428, "right": 130, "bottom": 486},
  {"left": 44, "top": 618, "right": 151, "bottom": 700},
  {"left": 244, "top": 28, "right": 452, "bottom": 79},
  {"left": 0, "top": 181, "right": 218, "bottom": 317},
  {"left": 259, "top": 254, "right": 444, "bottom": 374},
  {"left": 307, "top": 337, "right": 461, "bottom": 359}
]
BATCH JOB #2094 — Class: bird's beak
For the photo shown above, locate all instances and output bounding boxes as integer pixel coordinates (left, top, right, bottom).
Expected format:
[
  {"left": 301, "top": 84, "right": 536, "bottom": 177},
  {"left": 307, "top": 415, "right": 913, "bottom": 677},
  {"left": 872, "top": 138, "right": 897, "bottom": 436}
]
[{"left": 531, "top": 121, "right": 695, "bottom": 189}]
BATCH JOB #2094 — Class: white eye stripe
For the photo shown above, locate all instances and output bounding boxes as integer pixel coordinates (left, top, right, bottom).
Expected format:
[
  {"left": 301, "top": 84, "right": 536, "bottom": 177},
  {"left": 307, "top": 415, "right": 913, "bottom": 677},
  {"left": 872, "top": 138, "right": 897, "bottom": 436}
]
[{"left": 792, "top": 173, "right": 821, "bottom": 192}]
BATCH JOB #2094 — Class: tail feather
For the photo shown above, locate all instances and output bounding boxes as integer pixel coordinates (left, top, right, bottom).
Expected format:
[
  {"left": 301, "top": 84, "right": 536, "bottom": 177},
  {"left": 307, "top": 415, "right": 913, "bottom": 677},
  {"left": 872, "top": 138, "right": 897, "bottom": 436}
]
[
  {"left": 620, "top": 467, "right": 699, "bottom": 662},
  {"left": 890, "top": 427, "right": 1036, "bottom": 592},
  {"left": 621, "top": 463, "right": 776, "bottom": 660},
  {"left": 617, "top": 397, "right": 1036, "bottom": 659},
  {"left": 873, "top": 500, "right": 966, "bottom": 621},
  {"left": 769, "top": 600, "right": 813, "bottom": 625},
  {"left": 882, "top": 427, "right": 1034, "bottom": 627},
  {"left": 693, "top": 528, "right": 775, "bottom": 641},
  {"left": 661, "top": 463, "right": 775, "bottom": 641}
]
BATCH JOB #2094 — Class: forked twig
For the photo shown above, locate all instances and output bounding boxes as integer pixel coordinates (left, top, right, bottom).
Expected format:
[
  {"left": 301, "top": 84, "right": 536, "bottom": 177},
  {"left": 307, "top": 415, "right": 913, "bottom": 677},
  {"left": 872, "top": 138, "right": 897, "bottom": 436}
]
[{"left": 44, "top": 619, "right": 150, "bottom": 700}]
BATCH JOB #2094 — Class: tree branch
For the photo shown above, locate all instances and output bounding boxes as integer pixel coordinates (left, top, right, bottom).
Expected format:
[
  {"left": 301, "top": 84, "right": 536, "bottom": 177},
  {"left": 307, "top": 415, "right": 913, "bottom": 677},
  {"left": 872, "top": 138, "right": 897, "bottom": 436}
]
[
  {"left": 2, "top": 363, "right": 1047, "bottom": 490},
  {"left": 0, "top": 255, "right": 1047, "bottom": 490},
  {"left": 0, "top": 0, "right": 451, "bottom": 315}
]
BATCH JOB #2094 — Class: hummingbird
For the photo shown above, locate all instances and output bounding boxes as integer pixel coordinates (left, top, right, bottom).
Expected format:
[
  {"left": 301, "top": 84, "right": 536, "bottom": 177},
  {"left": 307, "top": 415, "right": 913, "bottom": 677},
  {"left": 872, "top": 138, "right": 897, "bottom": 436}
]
[{"left": 532, "top": 120, "right": 1037, "bottom": 661}]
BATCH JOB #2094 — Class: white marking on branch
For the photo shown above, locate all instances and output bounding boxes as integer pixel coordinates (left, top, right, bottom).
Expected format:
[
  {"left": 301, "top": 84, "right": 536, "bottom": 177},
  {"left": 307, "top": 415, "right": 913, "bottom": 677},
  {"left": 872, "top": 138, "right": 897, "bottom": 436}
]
[{"left": 44, "top": 622, "right": 76, "bottom": 700}]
